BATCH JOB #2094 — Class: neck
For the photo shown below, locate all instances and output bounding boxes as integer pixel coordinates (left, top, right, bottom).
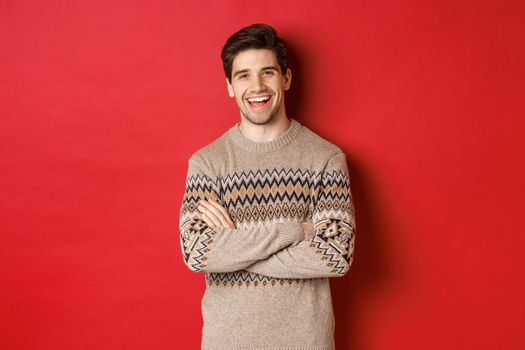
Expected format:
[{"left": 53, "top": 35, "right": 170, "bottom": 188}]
[{"left": 238, "top": 115, "right": 291, "bottom": 143}]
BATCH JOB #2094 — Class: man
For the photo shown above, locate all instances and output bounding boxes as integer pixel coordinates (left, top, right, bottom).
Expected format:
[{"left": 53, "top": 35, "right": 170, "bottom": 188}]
[{"left": 179, "top": 23, "right": 356, "bottom": 350}]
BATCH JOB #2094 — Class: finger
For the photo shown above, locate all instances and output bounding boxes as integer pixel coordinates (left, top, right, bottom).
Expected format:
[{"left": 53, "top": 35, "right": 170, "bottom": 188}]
[
  {"left": 199, "top": 200, "right": 231, "bottom": 228},
  {"left": 206, "top": 199, "right": 236, "bottom": 228},
  {"left": 198, "top": 203, "right": 223, "bottom": 227},
  {"left": 200, "top": 201, "right": 234, "bottom": 228},
  {"left": 200, "top": 199, "right": 235, "bottom": 228},
  {"left": 200, "top": 212, "right": 215, "bottom": 228},
  {"left": 301, "top": 222, "right": 315, "bottom": 239}
]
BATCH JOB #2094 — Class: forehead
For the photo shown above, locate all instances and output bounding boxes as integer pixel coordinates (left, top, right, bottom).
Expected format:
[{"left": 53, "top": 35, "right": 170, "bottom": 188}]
[{"left": 232, "top": 48, "right": 279, "bottom": 71}]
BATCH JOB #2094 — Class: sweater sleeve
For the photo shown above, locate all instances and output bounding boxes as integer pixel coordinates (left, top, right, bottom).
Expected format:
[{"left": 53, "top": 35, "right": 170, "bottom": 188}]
[
  {"left": 179, "top": 154, "right": 305, "bottom": 273},
  {"left": 243, "top": 151, "right": 356, "bottom": 278}
]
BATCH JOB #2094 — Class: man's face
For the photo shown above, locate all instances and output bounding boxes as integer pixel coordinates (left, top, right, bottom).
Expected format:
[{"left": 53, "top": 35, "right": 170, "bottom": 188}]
[{"left": 226, "top": 49, "right": 292, "bottom": 125}]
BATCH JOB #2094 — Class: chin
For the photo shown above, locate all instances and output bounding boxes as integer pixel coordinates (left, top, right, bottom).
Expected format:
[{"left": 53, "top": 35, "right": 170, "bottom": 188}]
[{"left": 243, "top": 113, "right": 276, "bottom": 125}]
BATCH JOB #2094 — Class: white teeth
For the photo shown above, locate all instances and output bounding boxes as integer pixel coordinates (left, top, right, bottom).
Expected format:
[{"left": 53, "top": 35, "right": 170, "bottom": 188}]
[{"left": 247, "top": 96, "right": 270, "bottom": 102}]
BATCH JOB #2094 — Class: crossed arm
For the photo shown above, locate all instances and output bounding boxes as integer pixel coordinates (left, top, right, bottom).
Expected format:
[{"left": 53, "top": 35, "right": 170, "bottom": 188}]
[
  {"left": 179, "top": 151, "right": 355, "bottom": 278},
  {"left": 197, "top": 198, "right": 315, "bottom": 241}
]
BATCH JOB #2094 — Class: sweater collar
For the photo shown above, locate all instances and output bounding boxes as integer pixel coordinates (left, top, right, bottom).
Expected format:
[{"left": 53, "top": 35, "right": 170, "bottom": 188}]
[{"left": 227, "top": 118, "right": 302, "bottom": 153}]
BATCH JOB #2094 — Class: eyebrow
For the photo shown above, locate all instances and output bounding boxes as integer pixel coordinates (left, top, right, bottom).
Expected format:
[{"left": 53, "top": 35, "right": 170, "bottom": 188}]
[{"left": 232, "top": 66, "right": 279, "bottom": 78}]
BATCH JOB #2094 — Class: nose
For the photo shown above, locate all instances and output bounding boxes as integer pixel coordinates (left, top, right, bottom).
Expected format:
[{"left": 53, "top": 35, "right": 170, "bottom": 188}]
[{"left": 250, "top": 74, "right": 266, "bottom": 93}]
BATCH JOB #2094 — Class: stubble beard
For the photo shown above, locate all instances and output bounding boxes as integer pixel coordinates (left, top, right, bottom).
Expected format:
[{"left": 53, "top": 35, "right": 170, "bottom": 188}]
[{"left": 241, "top": 108, "right": 279, "bottom": 126}]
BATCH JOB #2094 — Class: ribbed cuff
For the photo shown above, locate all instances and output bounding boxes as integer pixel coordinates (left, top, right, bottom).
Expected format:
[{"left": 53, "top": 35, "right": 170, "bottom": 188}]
[{"left": 278, "top": 222, "right": 304, "bottom": 248}]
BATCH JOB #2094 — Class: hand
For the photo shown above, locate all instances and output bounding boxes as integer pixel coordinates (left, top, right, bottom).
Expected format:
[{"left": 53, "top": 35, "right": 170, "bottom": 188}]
[
  {"left": 197, "top": 199, "right": 236, "bottom": 229},
  {"left": 301, "top": 222, "right": 315, "bottom": 240}
]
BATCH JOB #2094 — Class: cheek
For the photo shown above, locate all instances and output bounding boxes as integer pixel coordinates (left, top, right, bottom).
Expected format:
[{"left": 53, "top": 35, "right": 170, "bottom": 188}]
[
  {"left": 236, "top": 95, "right": 245, "bottom": 105},
  {"left": 234, "top": 86, "right": 245, "bottom": 98}
]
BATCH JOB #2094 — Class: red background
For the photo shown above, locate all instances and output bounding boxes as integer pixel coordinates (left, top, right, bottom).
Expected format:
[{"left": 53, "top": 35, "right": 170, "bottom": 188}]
[{"left": 2, "top": 0, "right": 524, "bottom": 349}]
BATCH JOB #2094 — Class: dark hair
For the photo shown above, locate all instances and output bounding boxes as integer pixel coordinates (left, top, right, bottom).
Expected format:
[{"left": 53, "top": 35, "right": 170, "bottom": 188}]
[{"left": 221, "top": 23, "right": 288, "bottom": 83}]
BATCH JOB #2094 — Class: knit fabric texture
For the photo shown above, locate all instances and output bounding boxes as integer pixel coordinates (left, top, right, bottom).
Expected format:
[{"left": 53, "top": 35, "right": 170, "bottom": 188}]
[{"left": 179, "top": 118, "right": 356, "bottom": 350}]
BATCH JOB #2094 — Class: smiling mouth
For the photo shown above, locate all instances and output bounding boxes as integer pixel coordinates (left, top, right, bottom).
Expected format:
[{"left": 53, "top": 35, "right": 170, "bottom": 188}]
[{"left": 246, "top": 95, "right": 271, "bottom": 109}]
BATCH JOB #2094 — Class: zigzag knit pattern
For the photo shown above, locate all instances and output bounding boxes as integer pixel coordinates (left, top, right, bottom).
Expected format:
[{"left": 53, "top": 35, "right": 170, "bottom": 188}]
[{"left": 180, "top": 167, "right": 355, "bottom": 284}]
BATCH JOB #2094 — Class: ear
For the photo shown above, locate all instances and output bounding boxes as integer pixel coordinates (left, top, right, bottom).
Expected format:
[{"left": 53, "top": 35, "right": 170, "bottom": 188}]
[
  {"left": 226, "top": 78, "right": 234, "bottom": 97},
  {"left": 283, "top": 68, "right": 292, "bottom": 91}
]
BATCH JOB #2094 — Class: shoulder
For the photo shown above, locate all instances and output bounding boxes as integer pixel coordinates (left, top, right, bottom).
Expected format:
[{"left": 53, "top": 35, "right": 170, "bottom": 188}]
[
  {"left": 187, "top": 128, "right": 230, "bottom": 175},
  {"left": 298, "top": 123, "right": 345, "bottom": 159},
  {"left": 295, "top": 123, "right": 349, "bottom": 173}
]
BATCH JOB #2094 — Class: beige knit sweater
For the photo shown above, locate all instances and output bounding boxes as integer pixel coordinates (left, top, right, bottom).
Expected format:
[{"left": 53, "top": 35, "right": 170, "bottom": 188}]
[{"left": 179, "top": 118, "right": 356, "bottom": 350}]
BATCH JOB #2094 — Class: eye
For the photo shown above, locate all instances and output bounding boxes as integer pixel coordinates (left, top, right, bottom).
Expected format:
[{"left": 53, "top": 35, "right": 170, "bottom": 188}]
[
  {"left": 263, "top": 70, "right": 275, "bottom": 77},
  {"left": 238, "top": 73, "right": 248, "bottom": 79}
]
